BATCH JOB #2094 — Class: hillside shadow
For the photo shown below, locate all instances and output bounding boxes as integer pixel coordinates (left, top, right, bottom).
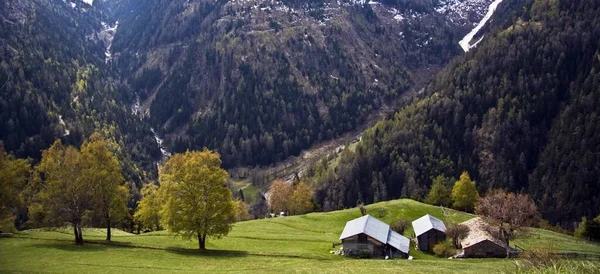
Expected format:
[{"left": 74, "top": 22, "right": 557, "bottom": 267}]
[
  {"left": 165, "top": 247, "right": 249, "bottom": 258},
  {"left": 29, "top": 241, "right": 111, "bottom": 252}
]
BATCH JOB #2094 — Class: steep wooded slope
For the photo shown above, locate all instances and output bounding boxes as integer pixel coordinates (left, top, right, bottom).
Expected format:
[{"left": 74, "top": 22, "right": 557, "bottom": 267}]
[
  {"left": 0, "top": 0, "right": 161, "bottom": 183},
  {"left": 109, "top": 0, "right": 495, "bottom": 168},
  {"left": 310, "top": 0, "right": 600, "bottom": 224}
]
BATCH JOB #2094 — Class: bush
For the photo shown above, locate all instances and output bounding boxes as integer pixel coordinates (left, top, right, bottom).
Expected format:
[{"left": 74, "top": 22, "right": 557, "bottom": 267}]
[
  {"left": 432, "top": 240, "right": 456, "bottom": 258},
  {"left": 356, "top": 250, "right": 372, "bottom": 259},
  {"left": 391, "top": 218, "right": 411, "bottom": 234},
  {"left": 538, "top": 219, "right": 570, "bottom": 235},
  {"left": 446, "top": 224, "right": 469, "bottom": 248},
  {"left": 519, "top": 246, "right": 559, "bottom": 269}
]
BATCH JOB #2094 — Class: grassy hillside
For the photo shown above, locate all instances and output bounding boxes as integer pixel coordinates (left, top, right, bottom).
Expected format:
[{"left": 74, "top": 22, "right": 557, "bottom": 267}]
[{"left": 1, "top": 199, "right": 599, "bottom": 273}]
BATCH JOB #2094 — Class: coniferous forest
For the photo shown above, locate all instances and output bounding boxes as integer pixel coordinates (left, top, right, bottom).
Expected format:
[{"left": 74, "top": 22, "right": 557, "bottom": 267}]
[
  {"left": 309, "top": 0, "right": 600, "bottom": 226},
  {"left": 1, "top": 0, "right": 599, "bottom": 233}
]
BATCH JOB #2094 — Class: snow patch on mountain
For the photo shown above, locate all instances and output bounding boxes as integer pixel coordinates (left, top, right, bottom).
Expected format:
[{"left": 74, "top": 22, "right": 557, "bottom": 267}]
[
  {"left": 100, "top": 21, "right": 119, "bottom": 63},
  {"left": 459, "top": 0, "right": 503, "bottom": 52}
]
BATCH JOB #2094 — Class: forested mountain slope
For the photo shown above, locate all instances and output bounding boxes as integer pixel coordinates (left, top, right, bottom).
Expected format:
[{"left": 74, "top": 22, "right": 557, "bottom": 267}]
[
  {"left": 311, "top": 0, "right": 600, "bottom": 225},
  {"left": 0, "top": 0, "right": 161, "bottom": 183},
  {"left": 109, "top": 0, "right": 495, "bottom": 168}
]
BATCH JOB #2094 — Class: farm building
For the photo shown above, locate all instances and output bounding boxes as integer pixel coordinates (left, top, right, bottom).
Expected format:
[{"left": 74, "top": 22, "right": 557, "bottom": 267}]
[
  {"left": 339, "top": 215, "right": 410, "bottom": 258},
  {"left": 412, "top": 214, "right": 447, "bottom": 251},
  {"left": 457, "top": 217, "right": 515, "bottom": 258}
]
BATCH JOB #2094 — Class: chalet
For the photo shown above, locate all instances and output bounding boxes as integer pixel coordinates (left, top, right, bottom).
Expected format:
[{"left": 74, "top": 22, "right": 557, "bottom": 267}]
[
  {"left": 412, "top": 214, "right": 447, "bottom": 251},
  {"left": 339, "top": 215, "right": 410, "bottom": 258},
  {"left": 457, "top": 217, "right": 515, "bottom": 258}
]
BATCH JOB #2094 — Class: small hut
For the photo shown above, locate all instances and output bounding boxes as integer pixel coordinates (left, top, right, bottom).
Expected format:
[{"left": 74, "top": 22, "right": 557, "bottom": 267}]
[
  {"left": 457, "top": 217, "right": 514, "bottom": 258},
  {"left": 339, "top": 215, "right": 410, "bottom": 258},
  {"left": 412, "top": 214, "right": 447, "bottom": 251}
]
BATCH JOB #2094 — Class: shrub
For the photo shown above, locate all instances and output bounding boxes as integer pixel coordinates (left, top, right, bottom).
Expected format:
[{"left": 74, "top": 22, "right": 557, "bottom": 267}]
[
  {"left": 356, "top": 250, "right": 372, "bottom": 259},
  {"left": 391, "top": 218, "right": 411, "bottom": 235},
  {"left": 519, "top": 246, "right": 559, "bottom": 269},
  {"left": 432, "top": 240, "right": 456, "bottom": 258}
]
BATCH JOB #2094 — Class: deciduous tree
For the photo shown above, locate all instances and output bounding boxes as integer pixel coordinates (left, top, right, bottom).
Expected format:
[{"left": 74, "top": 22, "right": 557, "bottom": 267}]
[
  {"left": 476, "top": 190, "right": 538, "bottom": 245},
  {"left": 267, "top": 179, "right": 293, "bottom": 214},
  {"left": 289, "top": 181, "right": 314, "bottom": 215},
  {"left": 82, "top": 133, "right": 125, "bottom": 241},
  {"left": 0, "top": 143, "right": 30, "bottom": 232},
  {"left": 134, "top": 183, "right": 162, "bottom": 231},
  {"left": 233, "top": 200, "right": 251, "bottom": 222},
  {"left": 32, "top": 140, "right": 91, "bottom": 244},
  {"left": 451, "top": 172, "right": 479, "bottom": 212},
  {"left": 159, "top": 149, "right": 235, "bottom": 250},
  {"left": 446, "top": 224, "right": 470, "bottom": 248}
]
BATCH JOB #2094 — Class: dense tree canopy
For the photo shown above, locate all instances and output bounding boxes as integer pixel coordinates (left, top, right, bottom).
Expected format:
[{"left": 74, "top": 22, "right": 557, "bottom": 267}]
[
  {"left": 0, "top": 143, "right": 30, "bottom": 232},
  {"left": 158, "top": 149, "right": 235, "bottom": 250},
  {"left": 310, "top": 0, "right": 600, "bottom": 225}
]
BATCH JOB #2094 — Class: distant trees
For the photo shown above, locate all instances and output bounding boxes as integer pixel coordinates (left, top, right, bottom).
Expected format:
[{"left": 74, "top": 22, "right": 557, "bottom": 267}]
[
  {"left": 424, "top": 175, "right": 452, "bottom": 207},
  {"left": 289, "top": 182, "right": 314, "bottom": 215},
  {"left": 0, "top": 143, "right": 30, "bottom": 232},
  {"left": 476, "top": 190, "right": 538, "bottom": 246},
  {"left": 134, "top": 183, "right": 162, "bottom": 231},
  {"left": 267, "top": 180, "right": 293, "bottom": 214},
  {"left": 233, "top": 200, "right": 252, "bottom": 222},
  {"left": 267, "top": 179, "right": 315, "bottom": 216},
  {"left": 158, "top": 149, "right": 235, "bottom": 250},
  {"left": 451, "top": 172, "right": 479, "bottom": 212},
  {"left": 574, "top": 216, "right": 600, "bottom": 242}
]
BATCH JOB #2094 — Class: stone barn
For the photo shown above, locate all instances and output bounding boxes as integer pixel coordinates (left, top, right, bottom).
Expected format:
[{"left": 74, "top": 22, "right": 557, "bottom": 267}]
[
  {"left": 339, "top": 215, "right": 410, "bottom": 258},
  {"left": 457, "top": 217, "right": 515, "bottom": 258},
  {"left": 412, "top": 214, "right": 447, "bottom": 251}
]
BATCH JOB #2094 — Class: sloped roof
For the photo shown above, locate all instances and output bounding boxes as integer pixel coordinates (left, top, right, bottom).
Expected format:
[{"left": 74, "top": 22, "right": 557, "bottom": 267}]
[
  {"left": 339, "top": 215, "right": 389, "bottom": 244},
  {"left": 339, "top": 215, "right": 410, "bottom": 254},
  {"left": 387, "top": 229, "right": 410, "bottom": 254},
  {"left": 412, "top": 214, "right": 447, "bottom": 237},
  {"left": 460, "top": 217, "right": 507, "bottom": 249}
]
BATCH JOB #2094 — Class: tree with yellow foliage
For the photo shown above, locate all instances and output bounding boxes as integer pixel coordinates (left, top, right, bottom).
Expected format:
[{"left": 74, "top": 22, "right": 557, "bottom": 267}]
[
  {"left": 82, "top": 133, "right": 125, "bottom": 241},
  {"left": 32, "top": 140, "right": 91, "bottom": 244},
  {"left": 289, "top": 182, "right": 313, "bottom": 215},
  {"left": 0, "top": 143, "right": 30, "bottom": 232},
  {"left": 134, "top": 183, "right": 162, "bottom": 231},
  {"left": 158, "top": 149, "right": 235, "bottom": 250},
  {"left": 451, "top": 172, "right": 479, "bottom": 212},
  {"left": 267, "top": 179, "right": 293, "bottom": 214}
]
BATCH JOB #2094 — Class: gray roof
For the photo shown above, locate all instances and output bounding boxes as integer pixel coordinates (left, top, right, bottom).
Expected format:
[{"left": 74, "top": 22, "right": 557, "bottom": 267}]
[
  {"left": 412, "top": 214, "right": 447, "bottom": 237},
  {"left": 339, "top": 215, "right": 410, "bottom": 254},
  {"left": 387, "top": 229, "right": 410, "bottom": 254}
]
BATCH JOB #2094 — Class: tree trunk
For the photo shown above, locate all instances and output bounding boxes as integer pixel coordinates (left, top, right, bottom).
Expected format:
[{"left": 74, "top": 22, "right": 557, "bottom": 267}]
[
  {"left": 198, "top": 233, "right": 206, "bottom": 250},
  {"left": 74, "top": 223, "right": 84, "bottom": 245},
  {"left": 73, "top": 223, "right": 79, "bottom": 244},
  {"left": 106, "top": 212, "right": 112, "bottom": 241}
]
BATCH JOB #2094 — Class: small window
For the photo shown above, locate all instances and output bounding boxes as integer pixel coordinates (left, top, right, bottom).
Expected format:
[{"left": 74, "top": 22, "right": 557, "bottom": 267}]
[{"left": 358, "top": 234, "right": 368, "bottom": 244}]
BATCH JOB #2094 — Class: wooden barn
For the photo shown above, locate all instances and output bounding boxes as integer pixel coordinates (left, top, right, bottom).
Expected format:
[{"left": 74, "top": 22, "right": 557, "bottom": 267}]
[
  {"left": 412, "top": 214, "right": 447, "bottom": 251},
  {"left": 339, "top": 215, "right": 410, "bottom": 258},
  {"left": 457, "top": 217, "right": 515, "bottom": 258}
]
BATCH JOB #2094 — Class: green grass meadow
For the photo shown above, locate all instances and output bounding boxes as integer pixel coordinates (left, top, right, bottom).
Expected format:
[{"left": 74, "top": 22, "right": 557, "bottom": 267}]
[{"left": 1, "top": 199, "right": 599, "bottom": 273}]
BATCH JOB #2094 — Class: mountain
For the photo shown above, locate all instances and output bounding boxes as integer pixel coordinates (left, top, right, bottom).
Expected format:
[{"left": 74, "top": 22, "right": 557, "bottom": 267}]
[
  {"left": 107, "top": 0, "right": 496, "bottom": 168},
  {"left": 310, "top": 0, "right": 600, "bottom": 225},
  {"left": 0, "top": 0, "right": 162, "bottom": 183}
]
